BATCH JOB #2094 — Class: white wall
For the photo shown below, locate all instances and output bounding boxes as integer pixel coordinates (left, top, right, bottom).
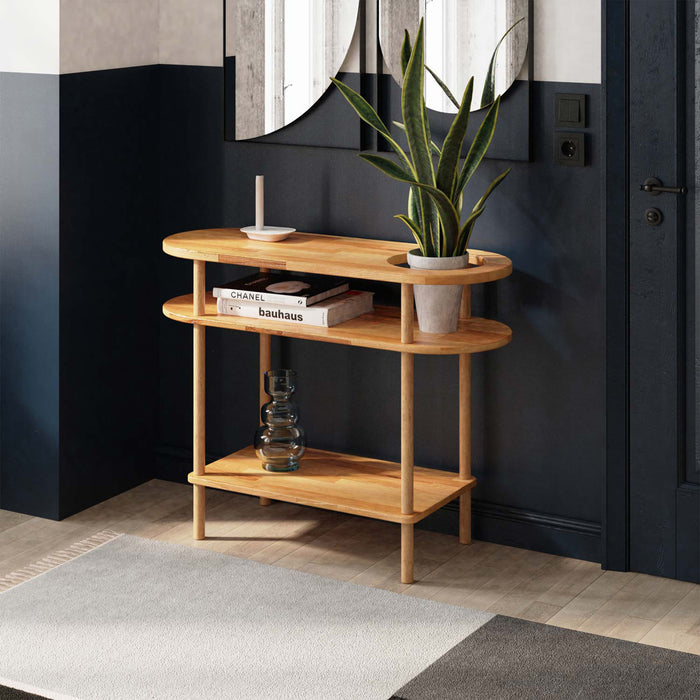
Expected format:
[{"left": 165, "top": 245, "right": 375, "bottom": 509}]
[
  {"left": 60, "top": 0, "right": 158, "bottom": 74},
  {"left": 0, "top": 0, "right": 60, "bottom": 74},
  {"left": 533, "top": 0, "right": 601, "bottom": 83},
  {"left": 159, "top": 0, "right": 222, "bottom": 67},
  {"left": 289, "top": 0, "right": 602, "bottom": 84},
  {"left": 1, "top": 0, "right": 602, "bottom": 83}
]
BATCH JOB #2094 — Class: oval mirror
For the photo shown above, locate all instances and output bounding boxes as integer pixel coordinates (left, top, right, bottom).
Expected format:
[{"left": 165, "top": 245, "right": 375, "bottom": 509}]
[
  {"left": 379, "top": 0, "right": 528, "bottom": 112},
  {"left": 226, "top": 0, "right": 361, "bottom": 140}
]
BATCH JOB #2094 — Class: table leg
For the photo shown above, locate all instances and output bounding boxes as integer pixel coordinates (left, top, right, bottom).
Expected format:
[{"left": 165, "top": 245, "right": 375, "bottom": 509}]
[
  {"left": 259, "top": 329, "right": 272, "bottom": 507},
  {"left": 193, "top": 260, "right": 206, "bottom": 540},
  {"left": 400, "top": 283, "right": 415, "bottom": 583},
  {"left": 401, "top": 523, "right": 414, "bottom": 584},
  {"left": 459, "top": 353, "right": 472, "bottom": 544}
]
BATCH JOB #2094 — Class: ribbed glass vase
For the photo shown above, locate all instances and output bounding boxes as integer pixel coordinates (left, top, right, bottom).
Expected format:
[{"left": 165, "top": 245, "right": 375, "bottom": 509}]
[{"left": 254, "top": 369, "right": 306, "bottom": 472}]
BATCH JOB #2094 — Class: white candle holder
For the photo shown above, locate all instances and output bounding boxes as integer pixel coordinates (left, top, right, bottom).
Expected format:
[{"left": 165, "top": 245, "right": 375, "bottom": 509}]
[
  {"left": 243, "top": 175, "right": 295, "bottom": 242},
  {"left": 242, "top": 225, "right": 296, "bottom": 242}
]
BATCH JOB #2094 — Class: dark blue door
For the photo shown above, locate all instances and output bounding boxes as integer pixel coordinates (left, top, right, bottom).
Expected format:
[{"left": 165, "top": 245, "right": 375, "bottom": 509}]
[{"left": 627, "top": 0, "right": 699, "bottom": 582}]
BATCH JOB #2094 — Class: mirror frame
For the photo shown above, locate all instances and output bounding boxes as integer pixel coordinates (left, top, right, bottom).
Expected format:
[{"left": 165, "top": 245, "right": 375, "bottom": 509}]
[
  {"left": 378, "top": 0, "right": 529, "bottom": 114},
  {"left": 224, "top": 0, "right": 367, "bottom": 149},
  {"left": 223, "top": 0, "right": 532, "bottom": 161},
  {"left": 375, "top": 0, "right": 532, "bottom": 162}
]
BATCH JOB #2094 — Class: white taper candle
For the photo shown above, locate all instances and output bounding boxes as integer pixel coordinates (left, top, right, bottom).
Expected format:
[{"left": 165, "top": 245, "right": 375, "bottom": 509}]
[{"left": 255, "top": 175, "right": 264, "bottom": 230}]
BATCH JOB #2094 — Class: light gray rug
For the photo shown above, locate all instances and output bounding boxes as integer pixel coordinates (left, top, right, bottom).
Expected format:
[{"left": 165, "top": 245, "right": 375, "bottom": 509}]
[{"left": 0, "top": 534, "right": 492, "bottom": 700}]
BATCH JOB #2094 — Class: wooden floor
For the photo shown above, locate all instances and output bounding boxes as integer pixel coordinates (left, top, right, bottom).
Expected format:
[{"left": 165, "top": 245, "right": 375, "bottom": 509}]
[{"left": 1, "top": 479, "right": 699, "bottom": 656}]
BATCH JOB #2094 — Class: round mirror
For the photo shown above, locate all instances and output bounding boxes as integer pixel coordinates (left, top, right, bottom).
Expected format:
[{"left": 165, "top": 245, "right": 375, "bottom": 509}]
[
  {"left": 379, "top": 0, "right": 528, "bottom": 113},
  {"left": 227, "top": 0, "right": 361, "bottom": 140}
]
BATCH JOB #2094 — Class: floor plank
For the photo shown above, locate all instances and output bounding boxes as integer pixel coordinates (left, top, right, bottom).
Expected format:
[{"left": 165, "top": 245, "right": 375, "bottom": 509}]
[{"left": 1, "top": 478, "right": 698, "bottom": 656}]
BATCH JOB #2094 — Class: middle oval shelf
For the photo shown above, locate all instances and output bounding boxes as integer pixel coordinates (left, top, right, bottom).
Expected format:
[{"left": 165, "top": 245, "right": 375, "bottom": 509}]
[{"left": 163, "top": 294, "right": 512, "bottom": 356}]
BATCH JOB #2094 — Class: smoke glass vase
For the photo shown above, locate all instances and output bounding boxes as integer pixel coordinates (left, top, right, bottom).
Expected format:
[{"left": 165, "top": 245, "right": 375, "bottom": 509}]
[{"left": 254, "top": 369, "right": 306, "bottom": 472}]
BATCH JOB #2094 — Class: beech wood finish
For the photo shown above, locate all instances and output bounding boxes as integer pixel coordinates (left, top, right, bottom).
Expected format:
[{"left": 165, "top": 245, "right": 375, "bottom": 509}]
[
  {"left": 459, "top": 355, "right": 472, "bottom": 545},
  {"left": 164, "top": 230, "right": 512, "bottom": 583},
  {"left": 459, "top": 287, "right": 472, "bottom": 545},
  {"left": 258, "top": 266, "right": 273, "bottom": 507},
  {"left": 163, "top": 228, "right": 512, "bottom": 286},
  {"left": 193, "top": 261, "right": 206, "bottom": 540},
  {"left": 400, "top": 283, "right": 415, "bottom": 582},
  {"left": 163, "top": 295, "right": 511, "bottom": 355},
  {"left": 187, "top": 446, "right": 475, "bottom": 523},
  {"left": 258, "top": 333, "right": 272, "bottom": 507}
]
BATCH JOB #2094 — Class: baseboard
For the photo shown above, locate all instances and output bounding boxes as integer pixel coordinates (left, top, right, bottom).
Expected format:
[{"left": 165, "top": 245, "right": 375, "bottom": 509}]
[
  {"left": 421, "top": 500, "right": 602, "bottom": 563},
  {"left": 156, "top": 446, "right": 602, "bottom": 563}
]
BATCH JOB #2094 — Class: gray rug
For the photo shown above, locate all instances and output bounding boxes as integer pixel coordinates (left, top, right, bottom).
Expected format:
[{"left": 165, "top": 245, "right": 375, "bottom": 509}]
[
  {"left": 392, "top": 615, "right": 700, "bottom": 700},
  {"left": 1, "top": 534, "right": 699, "bottom": 700},
  {"left": 0, "top": 534, "right": 491, "bottom": 700}
]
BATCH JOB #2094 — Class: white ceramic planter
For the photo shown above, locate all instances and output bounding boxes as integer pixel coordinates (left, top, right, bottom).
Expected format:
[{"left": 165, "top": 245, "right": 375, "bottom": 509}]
[{"left": 406, "top": 249, "right": 470, "bottom": 334}]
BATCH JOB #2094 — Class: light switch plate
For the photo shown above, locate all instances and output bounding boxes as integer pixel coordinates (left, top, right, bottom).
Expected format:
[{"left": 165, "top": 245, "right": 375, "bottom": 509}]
[{"left": 555, "top": 93, "right": 586, "bottom": 128}]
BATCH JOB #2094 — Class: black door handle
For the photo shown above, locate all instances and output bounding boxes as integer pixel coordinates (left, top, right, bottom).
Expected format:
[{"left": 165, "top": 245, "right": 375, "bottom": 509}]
[{"left": 640, "top": 177, "right": 687, "bottom": 195}]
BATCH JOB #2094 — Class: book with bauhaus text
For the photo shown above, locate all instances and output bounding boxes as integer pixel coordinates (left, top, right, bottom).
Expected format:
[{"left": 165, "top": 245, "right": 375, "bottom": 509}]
[
  {"left": 212, "top": 272, "right": 349, "bottom": 307},
  {"left": 216, "top": 291, "right": 374, "bottom": 327}
]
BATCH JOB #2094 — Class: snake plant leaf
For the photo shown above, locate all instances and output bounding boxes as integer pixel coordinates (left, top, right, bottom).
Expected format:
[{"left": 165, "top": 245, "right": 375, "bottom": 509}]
[
  {"left": 425, "top": 66, "right": 461, "bottom": 110},
  {"left": 471, "top": 168, "right": 511, "bottom": 214},
  {"left": 451, "top": 170, "right": 510, "bottom": 256},
  {"left": 436, "top": 77, "right": 474, "bottom": 201},
  {"left": 453, "top": 206, "right": 486, "bottom": 256},
  {"left": 480, "top": 17, "right": 525, "bottom": 108},
  {"left": 360, "top": 152, "right": 459, "bottom": 251},
  {"left": 455, "top": 95, "right": 501, "bottom": 199},
  {"left": 402, "top": 19, "right": 434, "bottom": 186},
  {"left": 401, "top": 19, "right": 439, "bottom": 260},
  {"left": 402, "top": 20, "right": 438, "bottom": 258},
  {"left": 393, "top": 122, "right": 442, "bottom": 156},
  {"left": 400, "top": 30, "right": 412, "bottom": 77},
  {"left": 417, "top": 184, "right": 460, "bottom": 254},
  {"left": 407, "top": 186, "right": 433, "bottom": 255},
  {"left": 423, "top": 95, "right": 441, "bottom": 253},
  {"left": 330, "top": 78, "right": 414, "bottom": 174},
  {"left": 408, "top": 185, "right": 420, "bottom": 224},
  {"left": 330, "top": 77, "right": 388, "bottom": 137},
  {"left": 395, "top": 215, "right": 425, "bottom": 252},
  {"left": 358, "top": 153, "right": 416, "bottom": 182}
]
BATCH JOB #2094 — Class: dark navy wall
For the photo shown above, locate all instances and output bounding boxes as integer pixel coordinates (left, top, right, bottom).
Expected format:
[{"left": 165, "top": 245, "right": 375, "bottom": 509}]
[
  {"left": 0, "top": 62, "right": 604, "bottom": 560},
  {"left": 0, "top": 73, "right": 61, "bottom": 518},
  {"left": 0, "top": 68, "right": 159, "bottom": 519},
  {"left": 157, "top": 67, "right": 604, "bottom": 561},
  {"left": 58, "top": 67, "right": 160, "bottom": 518}
]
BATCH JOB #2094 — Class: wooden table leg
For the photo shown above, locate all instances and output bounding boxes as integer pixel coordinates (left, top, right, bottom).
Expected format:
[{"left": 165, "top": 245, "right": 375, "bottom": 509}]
[
  {"left": 401, "top": 352, "right": 415, "bottom": 583},
  {"left": 401, "top": 523, "right": 414, "bottom": 584},
  {"left": 459, "top": 353, "right": 472, "bottom": 544},
  {"left": 193, "top": 260, "right": 206, "bottom": 540},
  {"left": 400, "top": 283, "right": 415, "bottom": 583},
  {"left": 259, "top": 330, "right": 272, "bottom": 507}
]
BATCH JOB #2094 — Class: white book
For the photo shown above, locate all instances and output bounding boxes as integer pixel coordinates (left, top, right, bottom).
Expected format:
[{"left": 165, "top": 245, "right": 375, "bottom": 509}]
[{"left": 216, "top": 291, "right": 374, "bottom": 327}]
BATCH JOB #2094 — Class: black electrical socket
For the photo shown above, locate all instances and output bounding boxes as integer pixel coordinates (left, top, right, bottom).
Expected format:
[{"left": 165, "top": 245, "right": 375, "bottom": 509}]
[{"left": 555, "top": 132, "right": 585, "bottom": 167}]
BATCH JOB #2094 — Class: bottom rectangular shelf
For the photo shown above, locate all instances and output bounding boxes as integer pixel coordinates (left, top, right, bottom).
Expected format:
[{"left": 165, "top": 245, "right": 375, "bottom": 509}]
[{"left": 188, "top": 446, "right": 476, "bottom": 525}]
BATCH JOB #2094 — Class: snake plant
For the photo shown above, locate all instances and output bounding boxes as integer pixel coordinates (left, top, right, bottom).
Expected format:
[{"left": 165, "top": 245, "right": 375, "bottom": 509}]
[
  {"left": 480, "top": 17, "right": 525, "bottom": 108},
  {"left": 330, "top": 18, "right": 511, "bottom": 258}
]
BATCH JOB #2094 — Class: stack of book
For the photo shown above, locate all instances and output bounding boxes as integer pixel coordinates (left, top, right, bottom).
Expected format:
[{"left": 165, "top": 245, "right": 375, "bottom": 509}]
[{"left": 213, "top": 272, "right": 374, "bottom": 327}]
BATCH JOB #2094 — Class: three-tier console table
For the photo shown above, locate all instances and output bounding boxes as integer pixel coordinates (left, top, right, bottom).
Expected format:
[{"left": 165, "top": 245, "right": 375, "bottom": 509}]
[{"left": 163, "top": 228, "right": 512, "bottom": 583}]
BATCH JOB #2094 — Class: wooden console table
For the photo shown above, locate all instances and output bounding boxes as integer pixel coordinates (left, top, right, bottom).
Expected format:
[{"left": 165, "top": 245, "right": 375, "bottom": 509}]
[{"left": 162, "top": 228, "right": 512, "bottom": 583}]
